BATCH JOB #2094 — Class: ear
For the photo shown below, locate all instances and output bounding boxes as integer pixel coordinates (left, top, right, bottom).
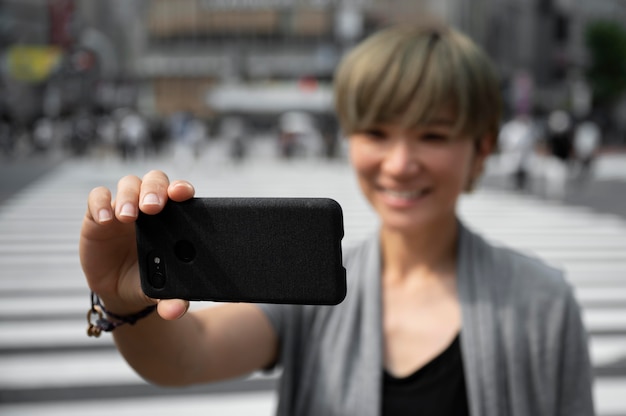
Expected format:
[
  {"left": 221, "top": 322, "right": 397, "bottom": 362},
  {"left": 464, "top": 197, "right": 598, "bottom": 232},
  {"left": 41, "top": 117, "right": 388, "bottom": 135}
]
[
  {"left": 466, "top": 134, "right": 495, "bottom": 192},
  {"left": 475, "top": 133, "right": 495, "bottom": 159}
]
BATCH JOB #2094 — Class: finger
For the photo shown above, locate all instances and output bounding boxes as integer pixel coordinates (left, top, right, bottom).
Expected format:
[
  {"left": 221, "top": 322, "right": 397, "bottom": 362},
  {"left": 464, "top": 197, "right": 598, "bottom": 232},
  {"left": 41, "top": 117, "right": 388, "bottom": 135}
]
[
  {"left": 156, "top": 299, "right": 190, "bottom": 320},
  {"left": 114, "top": 175, "right": 142, "bottom": 222},
  {"left": 139, "top": 170, "right": 171, "bottom": 215},
  {"left": 168, "top": 180, "right": 196, "bottom": 202},
  {"left": 87, "top": 186, "right": 114, "bottom": 224}
]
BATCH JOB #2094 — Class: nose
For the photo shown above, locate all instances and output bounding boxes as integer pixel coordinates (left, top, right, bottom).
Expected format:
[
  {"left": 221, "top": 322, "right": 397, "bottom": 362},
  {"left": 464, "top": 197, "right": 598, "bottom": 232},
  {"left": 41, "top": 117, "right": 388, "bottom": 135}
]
[{"left": 381, "top": 138, "right": 419, "bottom": 176}]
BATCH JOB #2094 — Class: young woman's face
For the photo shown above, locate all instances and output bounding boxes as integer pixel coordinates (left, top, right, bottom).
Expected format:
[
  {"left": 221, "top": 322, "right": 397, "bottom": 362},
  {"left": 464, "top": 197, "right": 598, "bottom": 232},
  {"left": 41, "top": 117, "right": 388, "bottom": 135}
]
[{"left": 348, "top": 114, "right": 490, "bottom": 234}]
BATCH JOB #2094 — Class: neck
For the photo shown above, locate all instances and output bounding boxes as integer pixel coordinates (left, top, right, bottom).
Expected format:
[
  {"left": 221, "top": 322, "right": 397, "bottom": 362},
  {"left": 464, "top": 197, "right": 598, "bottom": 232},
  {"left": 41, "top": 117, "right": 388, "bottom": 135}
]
[{"left": 380, "top": 218, "right": 459, "bottom": 283}]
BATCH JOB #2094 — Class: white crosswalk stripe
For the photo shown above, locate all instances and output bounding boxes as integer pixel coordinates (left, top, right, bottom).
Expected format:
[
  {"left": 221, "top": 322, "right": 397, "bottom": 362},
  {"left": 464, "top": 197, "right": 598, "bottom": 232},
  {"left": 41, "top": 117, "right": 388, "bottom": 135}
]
[{"left": 1, "top": 141, "right": 625, "bottom": 415}]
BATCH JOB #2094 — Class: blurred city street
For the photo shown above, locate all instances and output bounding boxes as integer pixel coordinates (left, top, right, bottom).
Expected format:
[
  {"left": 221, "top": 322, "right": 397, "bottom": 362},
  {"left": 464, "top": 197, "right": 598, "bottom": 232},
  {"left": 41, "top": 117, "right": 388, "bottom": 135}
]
[
  {"left": 1, "top": 1, "right": 626, "bottom": 414},
  {"left": 0, "top": 139, "right": 626, "bottom": 415}
]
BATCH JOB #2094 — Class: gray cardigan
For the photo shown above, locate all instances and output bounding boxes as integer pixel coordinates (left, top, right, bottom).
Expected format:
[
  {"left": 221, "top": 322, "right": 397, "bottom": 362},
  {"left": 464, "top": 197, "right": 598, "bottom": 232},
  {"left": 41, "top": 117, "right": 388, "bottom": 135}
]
[{"left": 259, "top": 222, "right": 595, "bottom": 416}]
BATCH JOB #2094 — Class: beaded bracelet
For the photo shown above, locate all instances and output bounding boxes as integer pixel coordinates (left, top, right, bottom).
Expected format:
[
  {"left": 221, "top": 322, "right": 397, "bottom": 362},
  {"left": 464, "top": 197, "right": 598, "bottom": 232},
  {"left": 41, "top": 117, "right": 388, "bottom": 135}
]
[{"left": 87, "top": 291, "right": 157, "bottom": 337}]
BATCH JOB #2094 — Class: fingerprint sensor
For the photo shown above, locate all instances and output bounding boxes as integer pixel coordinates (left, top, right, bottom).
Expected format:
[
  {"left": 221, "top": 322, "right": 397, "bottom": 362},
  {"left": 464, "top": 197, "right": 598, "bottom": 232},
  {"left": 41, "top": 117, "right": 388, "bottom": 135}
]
[{"left": 174, "top": 240, "right": 196, "bottom": 263}]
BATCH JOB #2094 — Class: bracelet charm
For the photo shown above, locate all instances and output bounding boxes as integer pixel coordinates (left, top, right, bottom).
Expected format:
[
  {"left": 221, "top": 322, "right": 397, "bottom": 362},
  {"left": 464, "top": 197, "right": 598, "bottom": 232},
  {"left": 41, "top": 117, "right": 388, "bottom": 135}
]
[{"left": 86, "top": 307, "right": 104, "bottom": 337}]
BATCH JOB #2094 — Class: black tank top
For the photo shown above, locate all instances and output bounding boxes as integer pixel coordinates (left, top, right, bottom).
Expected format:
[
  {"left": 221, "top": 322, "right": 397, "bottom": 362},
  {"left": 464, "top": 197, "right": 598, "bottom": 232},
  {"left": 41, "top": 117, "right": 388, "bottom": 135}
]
[{"left": 382, "top": 334, "right": 469, "bottom": 415}]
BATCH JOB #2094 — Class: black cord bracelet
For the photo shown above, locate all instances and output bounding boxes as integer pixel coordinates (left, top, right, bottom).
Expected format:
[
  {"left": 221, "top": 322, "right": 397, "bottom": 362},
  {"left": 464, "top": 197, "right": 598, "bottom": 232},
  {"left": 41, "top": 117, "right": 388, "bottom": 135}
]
[{"left": 87, "top": 291, "right": 157, "bottom": 337}]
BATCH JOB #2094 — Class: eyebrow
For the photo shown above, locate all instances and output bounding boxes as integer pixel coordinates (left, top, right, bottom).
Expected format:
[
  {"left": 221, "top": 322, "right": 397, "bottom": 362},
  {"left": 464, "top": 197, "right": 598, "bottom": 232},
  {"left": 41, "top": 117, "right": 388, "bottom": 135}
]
[
  {"left": 421, "top": 118, "right": 455, "bottom": 127},
  {"left": 366, "top": 116, "right": 456, "bottom": 131}
]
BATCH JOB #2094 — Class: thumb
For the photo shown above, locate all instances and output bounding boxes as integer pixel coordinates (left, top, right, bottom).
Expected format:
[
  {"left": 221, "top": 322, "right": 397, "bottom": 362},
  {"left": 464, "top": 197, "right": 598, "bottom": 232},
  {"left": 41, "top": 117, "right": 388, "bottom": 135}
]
[{"left": 156, "top": 299, "right": 190, "bottom": 320}]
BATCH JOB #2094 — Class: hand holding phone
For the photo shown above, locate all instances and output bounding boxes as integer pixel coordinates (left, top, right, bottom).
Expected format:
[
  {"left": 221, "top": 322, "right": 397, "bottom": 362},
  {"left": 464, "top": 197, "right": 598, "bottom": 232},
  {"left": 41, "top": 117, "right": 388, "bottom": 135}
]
[{"left": 135, "top": 197, "right": 346, "bottom": 305}]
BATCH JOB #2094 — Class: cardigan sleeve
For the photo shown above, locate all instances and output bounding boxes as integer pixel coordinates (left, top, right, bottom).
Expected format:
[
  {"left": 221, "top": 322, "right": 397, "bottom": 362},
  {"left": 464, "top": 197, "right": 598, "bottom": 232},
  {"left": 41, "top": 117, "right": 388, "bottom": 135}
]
[
  {"left": 556, "top": 288, "right": 596, "bottom": 416},
  {"left": 457, "top": 223, "right": 596, "bottom": 416}
]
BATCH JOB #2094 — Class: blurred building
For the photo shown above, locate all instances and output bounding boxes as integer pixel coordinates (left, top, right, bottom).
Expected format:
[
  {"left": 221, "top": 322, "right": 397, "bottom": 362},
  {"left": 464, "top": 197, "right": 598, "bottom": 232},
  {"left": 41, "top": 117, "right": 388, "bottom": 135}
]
[
  {"left": 135, "top": 0, "right": 343, "bottom": 119},
  {"left": 0, "top": 0, "right": 625, "bottom": 137},
  {"left": 477, "top": 0, "right": 626, "bottom": 120}
]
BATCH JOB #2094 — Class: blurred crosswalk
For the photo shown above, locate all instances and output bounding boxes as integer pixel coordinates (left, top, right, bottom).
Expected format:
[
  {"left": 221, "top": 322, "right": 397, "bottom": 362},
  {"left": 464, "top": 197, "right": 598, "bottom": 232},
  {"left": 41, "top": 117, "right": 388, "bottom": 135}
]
[{"left": 1, "top": 144, "right": 625, "bottom": 415}]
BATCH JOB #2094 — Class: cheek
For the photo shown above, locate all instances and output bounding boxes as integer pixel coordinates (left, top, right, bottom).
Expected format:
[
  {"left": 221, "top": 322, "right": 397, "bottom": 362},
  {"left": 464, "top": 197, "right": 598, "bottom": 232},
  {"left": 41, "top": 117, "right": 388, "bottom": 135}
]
[
  {"left": 349, "top": 139, "right": 379, "bottom": 177},
  {"left": 429, "top": 146, "right": 476, "bottom": 187}
]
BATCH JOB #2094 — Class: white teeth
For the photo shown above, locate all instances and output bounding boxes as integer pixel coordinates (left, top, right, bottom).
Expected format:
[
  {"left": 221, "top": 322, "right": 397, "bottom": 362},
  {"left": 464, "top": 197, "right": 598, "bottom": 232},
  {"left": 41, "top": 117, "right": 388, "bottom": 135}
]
[{"left": 384, "top": 189, "right": 425, "bottom": 199}]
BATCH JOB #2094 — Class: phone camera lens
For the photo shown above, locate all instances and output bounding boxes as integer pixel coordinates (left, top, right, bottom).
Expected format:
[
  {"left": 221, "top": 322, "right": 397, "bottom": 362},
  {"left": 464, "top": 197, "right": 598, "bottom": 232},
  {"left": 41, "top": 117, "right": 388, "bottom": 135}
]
[
  {"left": 150, "top": 271, "right": 166, "bottom": 289},
  {"left": 146, "top": 251, "right": 166, "bottom": 290}
]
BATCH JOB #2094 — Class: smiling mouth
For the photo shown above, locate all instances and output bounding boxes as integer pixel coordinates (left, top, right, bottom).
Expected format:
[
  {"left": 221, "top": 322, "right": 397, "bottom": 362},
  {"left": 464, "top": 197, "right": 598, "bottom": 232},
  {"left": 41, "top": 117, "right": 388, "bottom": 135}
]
[{"left": 381, "top": 188, "right": 430, "bottom": 200}]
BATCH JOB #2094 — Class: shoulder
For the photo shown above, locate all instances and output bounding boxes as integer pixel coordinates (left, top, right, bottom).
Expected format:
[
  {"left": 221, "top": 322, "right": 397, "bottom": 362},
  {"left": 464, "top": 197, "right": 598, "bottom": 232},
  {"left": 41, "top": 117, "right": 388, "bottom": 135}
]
[
  {"left": 495, "top": 240, "right": 567, "bottom": 294},
  {"left": 461, "top": 223, "right": 573, "bottom": 302},
  {"left": 461, "top": 224, "right": 587, "bottom": 340}
]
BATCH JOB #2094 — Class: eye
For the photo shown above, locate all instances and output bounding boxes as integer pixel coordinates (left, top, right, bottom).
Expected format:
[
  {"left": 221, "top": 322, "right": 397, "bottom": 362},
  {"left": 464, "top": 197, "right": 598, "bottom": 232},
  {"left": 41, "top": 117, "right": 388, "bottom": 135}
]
[
  {"left": 420, "top": 130, "right": 451, "bottom": 143},
  {"left": 362, "top": 127, "right": 387, "bottom": 140},
  {"left": 423, "top": 133, "right": 446, "bottom": 141}
]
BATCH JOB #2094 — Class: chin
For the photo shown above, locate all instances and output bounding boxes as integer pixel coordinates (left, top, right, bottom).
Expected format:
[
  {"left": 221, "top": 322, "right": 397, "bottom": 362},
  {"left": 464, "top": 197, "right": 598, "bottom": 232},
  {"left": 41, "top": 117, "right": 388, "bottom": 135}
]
[
  {"left": 380, "top": 214, "right": 430, "bottom": 234},
  {"left": 378, "top": 206, "right": 456, "bottom": 234}
]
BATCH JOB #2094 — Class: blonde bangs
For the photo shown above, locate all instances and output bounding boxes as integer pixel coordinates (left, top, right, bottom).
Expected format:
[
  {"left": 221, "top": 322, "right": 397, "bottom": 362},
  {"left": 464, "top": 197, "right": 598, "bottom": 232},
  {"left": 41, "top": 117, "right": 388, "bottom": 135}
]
[
  {"left": 334, "top": 28, "right": 444, "bottom": 134},
  {"left": 334, "top": 25, "right": 501, "bottom": 140},
  {"left": 334, "top": 30, "right": 409, "bottom": 133},
  {"left": 397, "top": 41, "right": 460, "bottom": 133}
]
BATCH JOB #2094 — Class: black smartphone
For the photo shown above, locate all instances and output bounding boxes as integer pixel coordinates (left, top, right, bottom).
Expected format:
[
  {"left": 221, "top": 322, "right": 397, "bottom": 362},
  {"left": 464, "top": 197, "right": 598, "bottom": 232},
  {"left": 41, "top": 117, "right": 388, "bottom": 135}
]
[{"left": 135, "top": 197, "right": 346, "bottom": 305}]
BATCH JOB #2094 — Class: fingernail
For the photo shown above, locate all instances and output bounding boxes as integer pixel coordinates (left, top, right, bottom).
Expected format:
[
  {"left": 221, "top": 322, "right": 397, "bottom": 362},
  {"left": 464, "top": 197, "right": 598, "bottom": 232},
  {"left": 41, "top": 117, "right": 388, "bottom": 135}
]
[
  {"left": 120, "top": 202, "right": 136, "bottom": 218},
  {"left": 98, "top": 209, "right": 112, "bottom": 223},
  {"left": 142, "top": 193, "right": 160, "bottom": 206},
  {"left": 172, "top": 182, "right": 193, "bottom": 191}
]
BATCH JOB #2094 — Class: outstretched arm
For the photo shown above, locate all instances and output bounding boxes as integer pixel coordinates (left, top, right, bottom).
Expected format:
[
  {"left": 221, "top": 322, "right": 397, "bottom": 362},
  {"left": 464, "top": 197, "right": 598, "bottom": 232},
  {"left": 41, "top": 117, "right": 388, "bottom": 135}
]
[{"left": 80, "top": 170, "right": 278, "bottom": 386}]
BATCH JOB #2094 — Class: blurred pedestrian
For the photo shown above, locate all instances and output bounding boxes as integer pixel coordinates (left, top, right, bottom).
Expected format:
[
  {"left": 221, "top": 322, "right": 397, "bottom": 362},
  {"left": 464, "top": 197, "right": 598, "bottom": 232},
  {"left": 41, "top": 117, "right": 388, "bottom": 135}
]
[
  {"left": 278, "top": 111, "right": 304, "bottom": 158},
  {"left": 278, "top": 111, "right": 323, "bottom": 158},
  {"left": 95, "top": 114, "right": 118, "bottom": 160},
  {"left": 497, "top": 114, "right": 537, "bottom": 190},
  {"left": 320, "top": 114, "right": 341, "bottom": 159},
  {"left": 184, "top": 116, "right": 206, "bottom": 159},
  {"left": 118, "top": 108, "right": 147, "bottom": 160},
  {"left": 220, "top": 116, "right": 247, "bottom": 162},
  {"left": 169, "top": 110, "right": 191, "bottom": 144},
  {"left": 0, "top": 114, "right": 14, "bottom": 159},
  {"left": 230, "top": 136, "right": 246, "bottom": 162},
  {"left": 547, "top": 110, "right": 573, "bottom": 163},
  {"left": 147, "top": 117, "right": 169, "bottom": 155},
  {"left": 70, "top": 109, "right": 95, "bottom": 156},
  {"left": 80, "top": 23, "right": 594, "bottom": 416},
  {"left": 32, "top": 116, "right": 55, "bottom": 153},
  {"left": 542, "top": 109, "right": 573, "bottom": 199},
  {"left": 573, "top": 118, "right": 601, "bottom": 181}
]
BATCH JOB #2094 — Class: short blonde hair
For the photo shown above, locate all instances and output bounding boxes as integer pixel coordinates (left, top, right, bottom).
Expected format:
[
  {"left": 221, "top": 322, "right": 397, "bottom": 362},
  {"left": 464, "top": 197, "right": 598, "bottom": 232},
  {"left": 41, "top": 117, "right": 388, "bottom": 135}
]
[{"left": 334, "top": 24, "right": 501, "bottom": 141}]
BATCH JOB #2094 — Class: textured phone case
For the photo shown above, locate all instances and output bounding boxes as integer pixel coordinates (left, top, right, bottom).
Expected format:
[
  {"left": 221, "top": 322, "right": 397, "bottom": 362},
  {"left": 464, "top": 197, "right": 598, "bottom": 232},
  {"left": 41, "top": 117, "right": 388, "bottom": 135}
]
[{"left": 136, "top": 197, "right": 346, "bottom": 305}]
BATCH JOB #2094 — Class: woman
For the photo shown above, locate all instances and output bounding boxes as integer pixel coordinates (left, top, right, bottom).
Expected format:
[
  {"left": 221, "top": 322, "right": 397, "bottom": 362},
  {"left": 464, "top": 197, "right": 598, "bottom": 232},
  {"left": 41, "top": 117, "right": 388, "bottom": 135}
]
[{"left": 80, "top": 23, "right": 594, "bottom": 415}]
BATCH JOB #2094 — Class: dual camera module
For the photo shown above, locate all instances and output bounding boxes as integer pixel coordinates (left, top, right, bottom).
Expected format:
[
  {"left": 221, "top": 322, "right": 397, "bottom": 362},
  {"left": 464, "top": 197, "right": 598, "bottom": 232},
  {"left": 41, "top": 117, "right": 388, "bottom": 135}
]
[{"left": 147, "top": 240, "right": 196, "bottom": 289}]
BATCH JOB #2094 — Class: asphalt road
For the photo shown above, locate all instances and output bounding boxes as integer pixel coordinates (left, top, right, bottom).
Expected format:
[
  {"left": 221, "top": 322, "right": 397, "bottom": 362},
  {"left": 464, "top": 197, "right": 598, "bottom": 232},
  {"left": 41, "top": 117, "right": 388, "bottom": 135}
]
[
  {"left": 480, "top": 174, "right": 626, "bottom": 221},
  {"left": 562, "top": 179, "right": 626, "bottom": 220},
  {"left": 0, "top": 153, "right": 65, "bottom": 205},
  {"left": 2, "top": 152, "right": 624, "bottom": 222}
]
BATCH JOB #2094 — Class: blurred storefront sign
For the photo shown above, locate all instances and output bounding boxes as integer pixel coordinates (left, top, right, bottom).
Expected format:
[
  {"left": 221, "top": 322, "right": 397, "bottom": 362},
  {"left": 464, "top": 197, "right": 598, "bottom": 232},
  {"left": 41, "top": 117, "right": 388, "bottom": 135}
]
[
  {"left": 247, "top": 48, "right": 337, "bottom": 78},
  {"left": 511, "top": 70, "right": 534, "bottom": 116},
  {"left": 148, "top": 0, "right": 339, "bottom": 37},
  {"left": 48, "top": 0, "right": 76, "bottom": 48},
  {"left": 137, "top": 54, "right": 228, "bottom": 77},
  {"left": 148, "top": 1, "right": 280, "bottom": 36},
  {"left": 5, "top": 46, "right": 62, "bottom": 83},
  {"left": 207, "top": 82, "right": 333, "bottom": 114},
  {"left": 199, "top": 0, "right": 346, "bottom": 8}
]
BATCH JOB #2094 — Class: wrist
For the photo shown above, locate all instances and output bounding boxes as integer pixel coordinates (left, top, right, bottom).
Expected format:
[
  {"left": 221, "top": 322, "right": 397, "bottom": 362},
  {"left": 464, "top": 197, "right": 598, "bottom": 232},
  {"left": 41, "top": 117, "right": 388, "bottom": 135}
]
[
  {"left": 97, "top": 293, "right": 156, "bottom": 316},
  {"left": 87, "top": 292, "right": 157, "bottom": 337}
]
